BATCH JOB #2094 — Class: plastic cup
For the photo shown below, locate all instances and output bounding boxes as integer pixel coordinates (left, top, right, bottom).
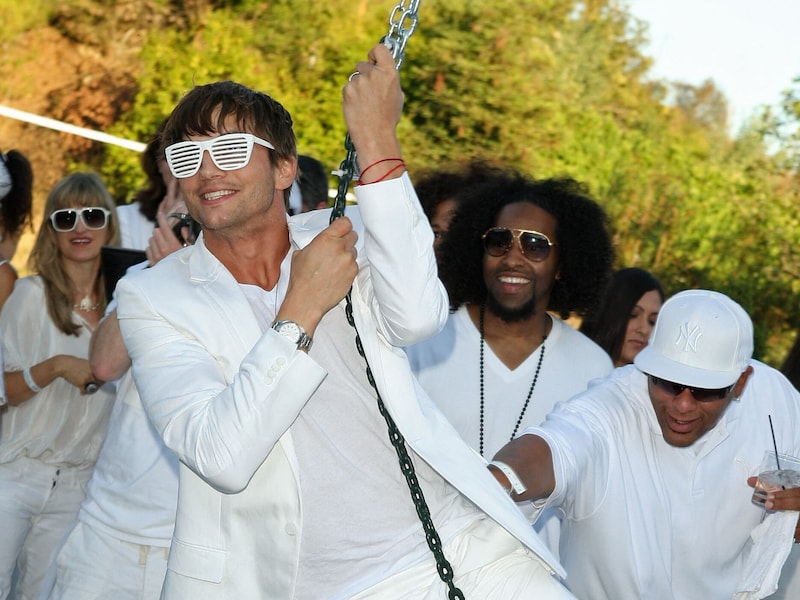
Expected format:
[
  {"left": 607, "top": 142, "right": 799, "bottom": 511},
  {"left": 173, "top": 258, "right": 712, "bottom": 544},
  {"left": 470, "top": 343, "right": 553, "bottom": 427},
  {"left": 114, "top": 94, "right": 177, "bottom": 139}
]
[{"left": 751, "top": 451, "right": 800, "bottom": 507}]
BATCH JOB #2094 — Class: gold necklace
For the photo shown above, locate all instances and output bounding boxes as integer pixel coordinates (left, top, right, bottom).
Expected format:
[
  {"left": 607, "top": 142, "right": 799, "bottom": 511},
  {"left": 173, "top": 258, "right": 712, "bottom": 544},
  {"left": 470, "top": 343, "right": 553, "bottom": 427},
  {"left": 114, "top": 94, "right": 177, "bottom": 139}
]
[{"left": 74, "top": 294, "right": 100, "bottom": 311}]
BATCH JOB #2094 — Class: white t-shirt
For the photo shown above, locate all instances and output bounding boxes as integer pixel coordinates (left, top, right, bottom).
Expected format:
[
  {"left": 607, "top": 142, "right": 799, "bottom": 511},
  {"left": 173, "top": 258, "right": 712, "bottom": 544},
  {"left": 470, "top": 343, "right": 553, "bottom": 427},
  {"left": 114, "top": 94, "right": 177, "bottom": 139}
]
[
  {"left": 77, "top": 368, "right": 179, "bottom": 545},
  {"left": 240, "top": 256, "right": 477, "bottom": 600},
  {"left": 406, "top": 305, "right": 613, "bottom": 557},
  {"left": 116, "top": 202, "right": 154, "bottom": 250},
  {"left": 0, "top": 277, "right": 115, "bottom": 467},
  {"left": 531, "top": 362, "right": 800, "bottom": 600},
  {"left": 74, "top": 268, "right": 177, "bottom": 546},
  {"left": 406, "top": 305, "right": 614, "bottom": 458},
  {"left": 0, "top": 341, "right": 5, "bottom": 405}
]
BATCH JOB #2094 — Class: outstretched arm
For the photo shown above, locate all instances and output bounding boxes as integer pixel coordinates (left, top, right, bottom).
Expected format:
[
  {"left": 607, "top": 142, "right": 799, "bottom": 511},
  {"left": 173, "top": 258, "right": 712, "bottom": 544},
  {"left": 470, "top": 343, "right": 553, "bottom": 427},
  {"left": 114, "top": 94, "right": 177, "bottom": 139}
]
[
  {"left": 339, "top": 44, "right": 448, "bottom": 344},
  {"left": 490, "top": 433, "right": 557, "bottom": 502}
]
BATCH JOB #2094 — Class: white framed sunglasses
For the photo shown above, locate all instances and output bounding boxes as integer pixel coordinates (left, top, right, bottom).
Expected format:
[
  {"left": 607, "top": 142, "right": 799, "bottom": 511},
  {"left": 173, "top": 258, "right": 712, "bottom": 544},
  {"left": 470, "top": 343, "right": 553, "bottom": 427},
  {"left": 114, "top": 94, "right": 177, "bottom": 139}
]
[
  {"left": 165, "top": 133, "right": 275, "bottom": 179},
  {"left": 49, "top": 207, "right": 111, "bottom": 232}
]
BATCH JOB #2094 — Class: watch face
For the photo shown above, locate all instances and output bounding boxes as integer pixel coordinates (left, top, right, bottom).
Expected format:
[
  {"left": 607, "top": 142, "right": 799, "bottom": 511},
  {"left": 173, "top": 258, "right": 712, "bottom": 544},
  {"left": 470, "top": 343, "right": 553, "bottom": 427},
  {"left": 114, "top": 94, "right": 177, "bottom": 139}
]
[{"left": 277, "top": 321, "right": 301, "bottom": 343}]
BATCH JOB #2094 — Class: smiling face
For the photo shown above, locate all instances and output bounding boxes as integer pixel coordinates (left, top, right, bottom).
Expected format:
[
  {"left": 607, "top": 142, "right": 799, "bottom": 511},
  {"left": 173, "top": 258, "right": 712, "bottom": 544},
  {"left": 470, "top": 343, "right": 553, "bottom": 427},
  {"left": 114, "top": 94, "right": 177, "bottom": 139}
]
[
  {"left": 618, "top": 289, "right": 663, "bottom": 366},
  {"left": 53, "top": 207, "right": 110, "bottom": 264},
  {"left": 648, "top": 368, "right": 751, "bottom": 447},
  {"left": 176, "top": 112, "right": 295, "bottom": 241},
  {"left": 483, "top": 201, "right": 559, "bottom": 322}
]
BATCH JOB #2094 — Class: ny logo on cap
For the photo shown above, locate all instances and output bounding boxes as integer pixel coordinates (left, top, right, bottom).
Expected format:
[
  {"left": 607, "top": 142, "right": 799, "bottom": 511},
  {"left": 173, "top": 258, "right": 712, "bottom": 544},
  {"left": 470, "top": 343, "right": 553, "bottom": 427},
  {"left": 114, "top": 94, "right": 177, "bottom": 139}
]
[{"left": 674, "top": 321, "right": 702, "bottom": 352}]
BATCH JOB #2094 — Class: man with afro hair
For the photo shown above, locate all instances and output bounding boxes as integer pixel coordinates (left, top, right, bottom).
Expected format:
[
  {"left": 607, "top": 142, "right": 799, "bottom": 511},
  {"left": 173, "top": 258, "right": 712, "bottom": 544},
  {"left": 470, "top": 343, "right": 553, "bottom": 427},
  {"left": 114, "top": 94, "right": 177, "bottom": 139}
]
[{"left": 407, "top": 169, "right": 615, "bottom": 557}]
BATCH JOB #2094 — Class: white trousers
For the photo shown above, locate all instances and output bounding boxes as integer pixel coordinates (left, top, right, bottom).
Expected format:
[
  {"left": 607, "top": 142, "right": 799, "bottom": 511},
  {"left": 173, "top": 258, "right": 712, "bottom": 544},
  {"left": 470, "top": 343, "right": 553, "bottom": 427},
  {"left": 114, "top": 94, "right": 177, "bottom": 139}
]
[
  {"left": 350, "top": 516, "right": 575, "bottom": 599},
  {"left": 0, "top": 458, "right": 91, "bottom": 600},
  {"left": 45, "top": 520, "right": 169, "bottom": 600}
]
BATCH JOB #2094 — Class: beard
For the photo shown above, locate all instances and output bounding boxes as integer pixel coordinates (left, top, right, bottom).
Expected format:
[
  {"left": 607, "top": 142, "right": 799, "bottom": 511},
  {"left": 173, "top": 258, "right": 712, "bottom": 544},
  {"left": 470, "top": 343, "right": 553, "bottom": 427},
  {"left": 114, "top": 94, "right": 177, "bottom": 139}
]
[{"left": 485, "top": 291, "right": 538, "bottom": 323}]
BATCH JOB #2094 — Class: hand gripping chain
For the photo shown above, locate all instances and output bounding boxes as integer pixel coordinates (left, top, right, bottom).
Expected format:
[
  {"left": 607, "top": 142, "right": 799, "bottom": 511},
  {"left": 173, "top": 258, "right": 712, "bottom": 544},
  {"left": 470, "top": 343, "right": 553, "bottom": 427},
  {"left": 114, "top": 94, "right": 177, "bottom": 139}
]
[{"left": 330, "top": 0, "right": 421, "bottom": 220}]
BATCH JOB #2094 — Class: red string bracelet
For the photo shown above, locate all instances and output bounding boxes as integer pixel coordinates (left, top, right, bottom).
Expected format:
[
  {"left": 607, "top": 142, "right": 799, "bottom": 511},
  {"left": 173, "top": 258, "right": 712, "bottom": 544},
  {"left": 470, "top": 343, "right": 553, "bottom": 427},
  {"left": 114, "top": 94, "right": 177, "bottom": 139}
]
[
  {"left": 369, "top": 162, "right": 406, "bottom": 184},
  {"left": 357, "top": 158, "right": 404, "bottom": 186}
]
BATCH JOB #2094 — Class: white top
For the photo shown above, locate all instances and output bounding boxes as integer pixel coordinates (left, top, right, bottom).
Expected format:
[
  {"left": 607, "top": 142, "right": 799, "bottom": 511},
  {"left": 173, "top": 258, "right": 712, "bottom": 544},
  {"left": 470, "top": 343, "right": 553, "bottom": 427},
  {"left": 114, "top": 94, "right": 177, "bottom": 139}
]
[
  {"left": 407, "top": 306, "right": 613, "bottom": 557},
  {"left": 77, "top": 262, "right": 177, "bottom": 545},
  {"left": 242, "top": 268, "right": 476, "bottom": 599},
  {"left": 0, "top": 341, "right": 5, "bottom": 405},
  {"left": 0, "top": 276, "right": 115, "bottom": 467},
  {"left": 407, "top": 306, "right": 614, "bottom": 458},
  {"left": 77, "top": 367, "right": 179, "bottom": 545},
  {"left": 117, "top": 173, "right": 564, "bottom": 599},
  {"left": 528, "top": 362, "right": 800, "bottom": 600},
  {"left": 116, "top": 202, "right": 154, "bottom": 250}
]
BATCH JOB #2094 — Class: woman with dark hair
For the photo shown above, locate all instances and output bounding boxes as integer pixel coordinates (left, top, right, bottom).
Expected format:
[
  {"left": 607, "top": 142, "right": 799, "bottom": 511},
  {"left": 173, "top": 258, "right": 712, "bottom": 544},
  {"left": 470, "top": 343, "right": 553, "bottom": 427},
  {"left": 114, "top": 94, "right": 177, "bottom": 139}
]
[
  {"left": 0, "top": 149, "right": 34, "bottom": 308},
  {"left": 0, "top": 172, "right": 119, "bottom": 600},
  {"left": 579, "top": 267, "right": 664, "bottom": 366}
]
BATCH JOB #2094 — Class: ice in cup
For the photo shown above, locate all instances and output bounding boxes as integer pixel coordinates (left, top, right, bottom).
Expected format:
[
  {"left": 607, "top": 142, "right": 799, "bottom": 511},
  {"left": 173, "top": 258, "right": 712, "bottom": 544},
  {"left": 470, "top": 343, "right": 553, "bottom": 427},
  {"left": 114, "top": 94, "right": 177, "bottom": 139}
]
[{"left": 751, "top": 451, "right": 800, "bottom": 507}]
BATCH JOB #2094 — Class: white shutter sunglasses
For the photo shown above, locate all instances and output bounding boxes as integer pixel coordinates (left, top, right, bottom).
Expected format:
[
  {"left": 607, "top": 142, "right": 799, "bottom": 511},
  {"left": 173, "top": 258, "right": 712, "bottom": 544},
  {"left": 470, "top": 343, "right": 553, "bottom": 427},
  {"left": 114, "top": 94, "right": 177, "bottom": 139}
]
[{"left": 165, "top": 133, "right": 275, "bottom": 179}]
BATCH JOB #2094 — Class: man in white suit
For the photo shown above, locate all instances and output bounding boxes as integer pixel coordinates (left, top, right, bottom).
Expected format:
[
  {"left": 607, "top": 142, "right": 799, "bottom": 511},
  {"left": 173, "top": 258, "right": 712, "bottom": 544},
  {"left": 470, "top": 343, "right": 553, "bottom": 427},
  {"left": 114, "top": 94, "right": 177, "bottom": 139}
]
[{"left": 115, "top": 45, "right": 574, "bottom": 599}]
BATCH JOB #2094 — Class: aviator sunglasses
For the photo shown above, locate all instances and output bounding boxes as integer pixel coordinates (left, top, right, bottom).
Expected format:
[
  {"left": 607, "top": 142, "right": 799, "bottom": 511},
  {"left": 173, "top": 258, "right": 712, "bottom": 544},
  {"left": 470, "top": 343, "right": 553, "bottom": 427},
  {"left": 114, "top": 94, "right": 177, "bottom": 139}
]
[
  {"left": 482, "top": 227, "right": 556, "bottom": 262},
  {"left": 49, "top": 207, "right": 111, "bottom": 232},
  {"left": 165, "top": 133, "right": 275, "bottom": 179},
  {"left": 648, "top": 375, "right": 734, "bottom": 402}
]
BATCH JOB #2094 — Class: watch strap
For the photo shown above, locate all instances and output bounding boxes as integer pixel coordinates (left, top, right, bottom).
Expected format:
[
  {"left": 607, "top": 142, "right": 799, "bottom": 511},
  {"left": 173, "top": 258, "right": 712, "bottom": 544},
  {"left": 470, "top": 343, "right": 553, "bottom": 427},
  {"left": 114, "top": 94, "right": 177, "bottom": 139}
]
[{"left": 271, "top": 319, "right": 313, "bottom": 351}]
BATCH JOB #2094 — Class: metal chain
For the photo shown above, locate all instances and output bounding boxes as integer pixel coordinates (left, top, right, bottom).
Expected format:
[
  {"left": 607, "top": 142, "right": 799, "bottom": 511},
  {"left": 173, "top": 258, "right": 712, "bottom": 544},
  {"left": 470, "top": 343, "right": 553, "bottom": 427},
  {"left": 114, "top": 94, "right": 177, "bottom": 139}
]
[
  {"left": 330, "top": 0, "right": 421, "bottom": 220},
  {"left": 342, "top": 300, "right": 465, "bottom": 600},
  {"left": 330, "top": 3, "right": 464, "bottom": 598}
]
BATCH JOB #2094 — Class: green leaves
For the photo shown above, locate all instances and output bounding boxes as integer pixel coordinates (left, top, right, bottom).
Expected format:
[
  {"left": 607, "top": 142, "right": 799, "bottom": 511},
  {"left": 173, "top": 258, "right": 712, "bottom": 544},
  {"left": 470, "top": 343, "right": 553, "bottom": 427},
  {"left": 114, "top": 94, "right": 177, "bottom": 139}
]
[{"left": 19, "top": 0, "right": 796, "bottom": 364}]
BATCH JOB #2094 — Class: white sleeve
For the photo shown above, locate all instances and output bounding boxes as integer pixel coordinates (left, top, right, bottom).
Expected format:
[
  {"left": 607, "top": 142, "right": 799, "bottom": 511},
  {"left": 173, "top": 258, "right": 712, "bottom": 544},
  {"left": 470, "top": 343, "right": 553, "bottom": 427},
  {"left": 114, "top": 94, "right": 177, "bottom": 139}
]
[{"left": 353, "top": 172, "right": 448, "bottom": 346}]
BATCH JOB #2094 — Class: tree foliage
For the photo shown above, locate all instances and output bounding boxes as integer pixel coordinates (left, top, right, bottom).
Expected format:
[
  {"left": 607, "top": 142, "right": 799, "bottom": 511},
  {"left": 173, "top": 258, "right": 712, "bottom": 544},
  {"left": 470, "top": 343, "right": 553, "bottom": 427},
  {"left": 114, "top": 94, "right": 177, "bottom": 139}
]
[{"left": 0, "top": 0, "right": 797, "bottom": 365}]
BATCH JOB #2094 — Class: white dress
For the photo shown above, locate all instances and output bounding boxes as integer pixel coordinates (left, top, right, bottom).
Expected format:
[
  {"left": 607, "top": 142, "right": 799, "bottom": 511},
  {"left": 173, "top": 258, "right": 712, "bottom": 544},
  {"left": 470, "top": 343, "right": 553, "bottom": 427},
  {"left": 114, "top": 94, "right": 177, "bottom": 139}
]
[{"left": 0, "top": 276, "right": 114, "bottom": 599}]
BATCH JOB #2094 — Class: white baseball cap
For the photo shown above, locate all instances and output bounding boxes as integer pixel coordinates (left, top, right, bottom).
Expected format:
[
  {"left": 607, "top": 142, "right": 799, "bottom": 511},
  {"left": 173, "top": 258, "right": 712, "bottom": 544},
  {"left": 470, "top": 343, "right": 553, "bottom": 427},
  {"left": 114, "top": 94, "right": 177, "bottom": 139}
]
[{"left": 634, "top": 289, "right": 753, "bottom": 388}]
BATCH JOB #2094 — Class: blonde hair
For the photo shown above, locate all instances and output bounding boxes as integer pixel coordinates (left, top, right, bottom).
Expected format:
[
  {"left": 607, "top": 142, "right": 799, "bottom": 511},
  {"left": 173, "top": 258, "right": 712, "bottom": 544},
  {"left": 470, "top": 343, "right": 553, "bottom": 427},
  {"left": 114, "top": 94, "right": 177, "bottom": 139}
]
[{"left": 29, "top": 172, "right": 120, "bottom": 335}]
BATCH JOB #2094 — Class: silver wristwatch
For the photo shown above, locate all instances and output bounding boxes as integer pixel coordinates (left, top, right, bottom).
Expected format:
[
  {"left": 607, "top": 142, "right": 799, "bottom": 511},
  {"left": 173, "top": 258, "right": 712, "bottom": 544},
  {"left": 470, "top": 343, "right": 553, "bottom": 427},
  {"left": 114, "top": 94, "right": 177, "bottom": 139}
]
[{"left": 271, "top": 320, "right": 313, "bottom": 351}]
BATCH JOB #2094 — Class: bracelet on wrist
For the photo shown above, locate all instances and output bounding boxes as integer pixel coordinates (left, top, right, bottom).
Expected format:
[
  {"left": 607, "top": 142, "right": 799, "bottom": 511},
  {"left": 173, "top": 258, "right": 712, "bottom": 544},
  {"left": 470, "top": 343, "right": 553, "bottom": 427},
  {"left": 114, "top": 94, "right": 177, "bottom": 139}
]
[
  {"left": 23, "top": 367, "right": 42, "bottom": 393},
  {"left": 356, "top": 158, "right": 405, "bottom": 186},
  {"left": 489, "top": 460, "right": 527, "bottom": 495}
]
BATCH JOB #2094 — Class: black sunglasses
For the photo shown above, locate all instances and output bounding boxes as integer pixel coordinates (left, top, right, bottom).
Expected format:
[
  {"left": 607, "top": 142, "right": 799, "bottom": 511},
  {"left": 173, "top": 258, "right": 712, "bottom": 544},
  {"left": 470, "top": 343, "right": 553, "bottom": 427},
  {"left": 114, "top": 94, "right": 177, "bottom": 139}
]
[
  {"left": 648, "top": 375, "right": 734, "bottom": 402},
  {"left": 481, "top": 227, "right": 556, "bottom": 262}
]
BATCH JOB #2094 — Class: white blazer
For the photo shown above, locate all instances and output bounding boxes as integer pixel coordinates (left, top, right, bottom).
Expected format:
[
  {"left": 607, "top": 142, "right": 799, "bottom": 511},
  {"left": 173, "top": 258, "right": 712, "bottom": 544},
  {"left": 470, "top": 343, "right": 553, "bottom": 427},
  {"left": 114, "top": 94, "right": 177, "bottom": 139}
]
[{"left": 117, "top": 174, "right": 563, "bottom": 599}]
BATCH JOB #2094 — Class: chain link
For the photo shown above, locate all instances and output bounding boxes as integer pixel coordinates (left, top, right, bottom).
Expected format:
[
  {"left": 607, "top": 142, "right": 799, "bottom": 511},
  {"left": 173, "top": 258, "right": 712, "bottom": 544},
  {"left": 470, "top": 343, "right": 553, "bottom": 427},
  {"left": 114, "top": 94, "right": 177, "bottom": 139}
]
[
  {"left": 383, "top": 0, "right": 421, "bottom": 69},
  {"left": 330, "top": 0, "right": 421, "bottom": 221},
  {"left": 329, "top": 3, "right": 464, "bottom": 598},
  {"left": 342, "top": 299, "right": 465, "bottom": 600}
]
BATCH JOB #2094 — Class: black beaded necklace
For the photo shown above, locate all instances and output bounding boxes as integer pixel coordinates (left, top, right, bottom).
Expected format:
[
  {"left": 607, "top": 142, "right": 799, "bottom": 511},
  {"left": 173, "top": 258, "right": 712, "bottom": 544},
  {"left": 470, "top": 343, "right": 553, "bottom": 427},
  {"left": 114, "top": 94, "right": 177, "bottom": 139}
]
[{"left": 478, "top": 303, "right": 547, "bottom": 457}]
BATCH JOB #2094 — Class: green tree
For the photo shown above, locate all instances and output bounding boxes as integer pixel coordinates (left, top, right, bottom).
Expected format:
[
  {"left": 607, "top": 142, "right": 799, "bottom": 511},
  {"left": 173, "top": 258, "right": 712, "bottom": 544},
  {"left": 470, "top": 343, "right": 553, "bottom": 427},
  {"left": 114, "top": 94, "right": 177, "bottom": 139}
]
[{"left": 4, "top": 0, "right": 797, "bottom": 364}]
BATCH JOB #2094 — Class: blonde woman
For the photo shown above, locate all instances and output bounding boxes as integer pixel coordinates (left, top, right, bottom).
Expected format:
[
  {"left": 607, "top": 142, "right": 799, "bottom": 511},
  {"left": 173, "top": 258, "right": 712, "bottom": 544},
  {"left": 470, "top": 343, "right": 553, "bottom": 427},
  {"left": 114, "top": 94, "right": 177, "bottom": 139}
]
[{"left": 0, "top": 172, "right": 119, "bottom": 600}]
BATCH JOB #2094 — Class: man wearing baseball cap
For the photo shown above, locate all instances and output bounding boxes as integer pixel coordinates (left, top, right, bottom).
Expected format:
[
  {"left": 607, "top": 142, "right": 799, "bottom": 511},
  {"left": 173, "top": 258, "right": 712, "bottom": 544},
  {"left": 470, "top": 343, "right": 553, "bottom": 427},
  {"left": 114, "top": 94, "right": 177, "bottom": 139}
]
[{"left": 489, "top": 289, "right": 800, "bottom": 599}]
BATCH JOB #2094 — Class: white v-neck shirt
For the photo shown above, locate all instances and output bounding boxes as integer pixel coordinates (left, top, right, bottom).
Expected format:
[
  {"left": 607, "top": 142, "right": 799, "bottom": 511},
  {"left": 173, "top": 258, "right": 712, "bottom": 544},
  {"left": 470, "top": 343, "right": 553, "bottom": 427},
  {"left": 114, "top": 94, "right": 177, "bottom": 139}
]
[
  {"left": 241, "top": 255, "right": 476, "bottom": 600},
  {"left": 407, "top": 305, "right": 613, "bottom": 459}
]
